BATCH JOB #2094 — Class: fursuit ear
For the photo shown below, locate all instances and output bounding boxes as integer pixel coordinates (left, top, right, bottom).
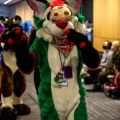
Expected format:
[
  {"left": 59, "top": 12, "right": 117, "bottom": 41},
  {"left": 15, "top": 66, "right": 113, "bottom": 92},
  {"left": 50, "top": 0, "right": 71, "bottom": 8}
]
[
  {"left": 26, "top": 0, "right": 49, "bottom": 18},
  {"left": 65, "top": 0, "right": 82, "bottom": 14}
]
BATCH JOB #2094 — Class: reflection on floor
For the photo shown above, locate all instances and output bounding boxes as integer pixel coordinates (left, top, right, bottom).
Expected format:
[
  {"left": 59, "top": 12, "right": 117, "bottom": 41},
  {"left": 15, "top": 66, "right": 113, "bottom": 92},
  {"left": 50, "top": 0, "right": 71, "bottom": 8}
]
[{"left": 18, "top": 73, "right": 120, "bottom": 120}]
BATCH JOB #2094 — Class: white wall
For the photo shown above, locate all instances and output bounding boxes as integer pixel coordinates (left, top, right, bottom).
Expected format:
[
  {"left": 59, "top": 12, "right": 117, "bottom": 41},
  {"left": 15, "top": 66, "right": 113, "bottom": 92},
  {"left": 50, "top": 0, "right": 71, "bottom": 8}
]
[{"left": 0, "top": 5, "right": 10, "bottom": 17}]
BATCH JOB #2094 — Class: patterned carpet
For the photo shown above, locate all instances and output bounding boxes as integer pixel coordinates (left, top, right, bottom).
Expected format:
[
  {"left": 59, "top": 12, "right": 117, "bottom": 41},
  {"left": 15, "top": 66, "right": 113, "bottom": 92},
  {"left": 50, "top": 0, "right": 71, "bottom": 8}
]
[{"left": 18, "top": 73, "right": 120, "bottom": 120}]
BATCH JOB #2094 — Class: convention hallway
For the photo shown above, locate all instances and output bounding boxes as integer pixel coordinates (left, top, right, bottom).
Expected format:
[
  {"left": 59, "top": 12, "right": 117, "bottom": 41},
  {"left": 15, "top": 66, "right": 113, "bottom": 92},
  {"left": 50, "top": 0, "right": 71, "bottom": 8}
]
[{"left": 18, "top": 72, "right": 120, "bottom": 120}]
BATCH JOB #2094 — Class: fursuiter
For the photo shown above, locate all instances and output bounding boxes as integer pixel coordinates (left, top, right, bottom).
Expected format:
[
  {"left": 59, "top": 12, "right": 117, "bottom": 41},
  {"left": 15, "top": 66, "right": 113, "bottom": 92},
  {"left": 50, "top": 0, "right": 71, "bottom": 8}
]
[
  {"left": 0, "top": 0, "right": 100, "bottom": 120},
  {"left": 0, "top": 17, "right": 30, "bottom": 120}
]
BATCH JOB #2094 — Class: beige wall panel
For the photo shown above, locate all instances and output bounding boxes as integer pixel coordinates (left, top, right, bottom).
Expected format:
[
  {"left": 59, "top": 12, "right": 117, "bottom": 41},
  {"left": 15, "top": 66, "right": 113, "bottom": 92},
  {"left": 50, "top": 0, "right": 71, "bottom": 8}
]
[
  {"left": 118, "top": 0, "right": 120, "bottom": 38},
  {"left": 93, "top": 0, "right": 120, "bottom": 51},
  {"left": 10, "top": 0, "right": 33, "bottom": 23},
  {"left": 94, "top": 37, "right": 119, "bottom": 51}
]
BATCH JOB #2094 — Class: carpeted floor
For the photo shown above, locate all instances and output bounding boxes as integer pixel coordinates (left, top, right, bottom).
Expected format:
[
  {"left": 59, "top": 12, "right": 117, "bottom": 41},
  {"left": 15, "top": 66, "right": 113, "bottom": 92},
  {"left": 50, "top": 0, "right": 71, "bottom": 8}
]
[{"left": 18, "top": 73, "right": 120, "bottom": 120}]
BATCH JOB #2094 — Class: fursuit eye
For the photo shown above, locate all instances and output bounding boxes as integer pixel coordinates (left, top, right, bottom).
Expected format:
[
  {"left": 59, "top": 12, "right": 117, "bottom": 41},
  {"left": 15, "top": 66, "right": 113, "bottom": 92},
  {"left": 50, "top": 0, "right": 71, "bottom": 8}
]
[
  {"left": 64, "top": 11, "right": 69, "bottom": 16},
  {"left": 54, "top": 12, "right": 59, "bottom": 16}
]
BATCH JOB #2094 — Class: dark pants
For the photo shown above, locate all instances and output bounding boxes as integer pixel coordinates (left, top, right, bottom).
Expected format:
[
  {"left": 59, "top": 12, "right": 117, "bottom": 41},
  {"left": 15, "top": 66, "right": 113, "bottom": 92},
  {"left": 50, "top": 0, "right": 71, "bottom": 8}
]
[
  {"left": 96, "top": 69, "right": 114, "bottom": 86},
  {"left": 105, "top": 89, "right": 120, "bottom": 98},
  {"left": 34, "top": 67, "right": 41, "bottom": 95},
  {"left": 88, "top": 68, "right": 102, "bottom": 80}
]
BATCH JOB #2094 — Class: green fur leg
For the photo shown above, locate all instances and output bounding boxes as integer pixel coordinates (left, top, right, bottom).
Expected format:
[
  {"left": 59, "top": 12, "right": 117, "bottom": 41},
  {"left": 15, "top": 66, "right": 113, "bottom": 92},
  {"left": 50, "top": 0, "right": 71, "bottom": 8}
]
[
  {"left": 75, "top": 49, "right": 88, "bottom": 120},
  {"left": 74, "top": 97, "right": 88, "bottom": 120},
  {"left": 30, "top": 38, "right": 59, "bottom": 120}
]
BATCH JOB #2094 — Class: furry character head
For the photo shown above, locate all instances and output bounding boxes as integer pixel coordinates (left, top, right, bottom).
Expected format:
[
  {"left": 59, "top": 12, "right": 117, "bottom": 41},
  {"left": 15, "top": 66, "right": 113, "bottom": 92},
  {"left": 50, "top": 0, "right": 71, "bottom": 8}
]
[{"left": 26, "top": 0, "right": 85, "bottom": 42}]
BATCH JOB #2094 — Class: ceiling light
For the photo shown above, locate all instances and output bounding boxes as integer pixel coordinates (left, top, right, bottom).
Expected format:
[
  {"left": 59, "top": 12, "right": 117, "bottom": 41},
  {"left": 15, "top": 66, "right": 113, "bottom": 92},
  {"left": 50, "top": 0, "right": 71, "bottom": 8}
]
[{"left": 4, "top": 0, "right": 12, "bottom": 4}]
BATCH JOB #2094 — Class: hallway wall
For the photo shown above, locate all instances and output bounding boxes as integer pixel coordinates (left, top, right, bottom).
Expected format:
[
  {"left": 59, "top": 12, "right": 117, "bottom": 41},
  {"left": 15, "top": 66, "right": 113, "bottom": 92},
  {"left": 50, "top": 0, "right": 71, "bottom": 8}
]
[
  {"left": 93, "top": 0, "right": 120, "bottom": 51},
  {"left": 10, "top": 0, "right": 33, "bottom": 23}
]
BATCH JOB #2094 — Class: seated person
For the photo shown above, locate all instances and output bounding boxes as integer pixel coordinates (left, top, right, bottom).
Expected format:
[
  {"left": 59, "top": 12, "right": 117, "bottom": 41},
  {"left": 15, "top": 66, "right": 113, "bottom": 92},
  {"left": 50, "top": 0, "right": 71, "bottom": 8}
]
[
  {"left": 104, "top": 62, "right": 120, "bottom": 99},
  {"left": 99, "top": 40, "right": 113, "bottom": 69},
  {"left": 91, "top": 41, "right": 120, "bottom": 91},
  {"left": 84, "top": 40, "right": 113, "bottom": 82}
]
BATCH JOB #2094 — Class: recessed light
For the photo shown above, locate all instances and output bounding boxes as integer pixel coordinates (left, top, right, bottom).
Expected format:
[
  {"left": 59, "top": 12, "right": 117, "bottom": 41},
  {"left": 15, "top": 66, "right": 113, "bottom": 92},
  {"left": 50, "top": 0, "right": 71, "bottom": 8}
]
[{"left": 4, "top": 0, "right": 12, "bottom": 4}]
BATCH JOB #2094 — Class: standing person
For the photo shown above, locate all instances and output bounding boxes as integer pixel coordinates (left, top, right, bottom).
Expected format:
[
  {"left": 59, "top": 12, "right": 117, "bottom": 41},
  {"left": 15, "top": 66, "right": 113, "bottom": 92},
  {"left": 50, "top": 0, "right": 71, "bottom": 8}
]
[
  {"left": 5, "top": 15, "right": 22, "bottom": 32},
  {"left": 13, "top": 15, "right": 22, "bottom": 25},
  {"left": 104, "top": 62, "right": 120, "bottom": 99},
  {"left": 85, "top": 20, "right": 92, "bottom": 36},
  {"left": 0, "top": 16, "right": 6, "bottom": 27}
]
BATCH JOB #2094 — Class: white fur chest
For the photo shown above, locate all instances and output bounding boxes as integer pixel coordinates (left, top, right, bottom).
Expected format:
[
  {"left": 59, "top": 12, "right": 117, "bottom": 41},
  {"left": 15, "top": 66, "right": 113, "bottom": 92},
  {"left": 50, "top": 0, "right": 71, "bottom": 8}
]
[
  {"left": 48, "top": 44, "right": 80, "bottom": 118},
  {"left": 48, "top": 44, "right": 79, "bottom": 73},
  {"left": 2, "top": 50, "right": 18, "bottom": 74}
]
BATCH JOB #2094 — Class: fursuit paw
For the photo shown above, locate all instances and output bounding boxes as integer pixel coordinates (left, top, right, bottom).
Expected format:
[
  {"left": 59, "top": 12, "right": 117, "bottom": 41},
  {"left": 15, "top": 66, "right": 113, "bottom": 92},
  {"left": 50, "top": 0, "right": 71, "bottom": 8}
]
[
  {"left": 64, "top": 29, "right": 88, "bottom": 49},
  {"left": 13, "top": 104, "right": 31, "bottom": 115},
  {"left": 0, "top": 27, "right": 27, "bottom": 44},
  {"left": 0, "top": 107, "right": 18, "bottom": 120},
  {"left": 0, "top": 27, "right": 27, "bottom": 51}
]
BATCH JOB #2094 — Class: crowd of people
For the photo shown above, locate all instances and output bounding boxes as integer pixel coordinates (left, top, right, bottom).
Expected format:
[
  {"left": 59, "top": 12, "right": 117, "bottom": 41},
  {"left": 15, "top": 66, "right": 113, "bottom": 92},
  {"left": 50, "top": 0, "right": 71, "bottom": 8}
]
[{"left": 82, "top": 39, "right": 120, "bottom": 99}]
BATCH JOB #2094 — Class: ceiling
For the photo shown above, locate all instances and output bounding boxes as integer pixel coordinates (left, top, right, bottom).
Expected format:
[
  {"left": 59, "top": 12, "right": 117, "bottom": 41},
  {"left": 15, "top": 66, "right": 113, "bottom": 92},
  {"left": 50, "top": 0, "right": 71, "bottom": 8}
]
[{"left": 0, "top": 0, "right": 22, "bottom": 6}]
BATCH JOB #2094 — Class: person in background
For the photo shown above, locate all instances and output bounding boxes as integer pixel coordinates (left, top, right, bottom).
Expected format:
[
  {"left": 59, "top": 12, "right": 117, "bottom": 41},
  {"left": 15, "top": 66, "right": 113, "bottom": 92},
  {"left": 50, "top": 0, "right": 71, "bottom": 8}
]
[
  {"left": 5, "top": 15, "right": 22, "bottom": 32},
  {"left": 104, "top": 62, "right": 120, "bottom": 99},
  {"left": 84, "top": 40, "right": 113, "bottom": 85},
  {"left": 13, "top": 15, "right": 22, "bottom": 25},
  {"left": 85, "top": 20, "right": 92, "bottom": 36},
  {"left": 0, "top": 16, "right": 6, "bottom": 26},
  {"left": 87, "top": 27, "right": 93, "bottom": 44},
  {"left": 99, "top": 41, "right": 113, "bottom": 68},
  {"left": 91, "top": 40, "right": 120, "bottom": 91}
]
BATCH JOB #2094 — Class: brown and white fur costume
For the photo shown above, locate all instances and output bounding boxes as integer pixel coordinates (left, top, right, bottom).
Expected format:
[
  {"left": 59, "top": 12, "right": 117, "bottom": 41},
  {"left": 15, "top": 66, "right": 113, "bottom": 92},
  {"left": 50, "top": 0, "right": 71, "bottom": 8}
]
[{"left": 0, "top": 17, "right": 30, "bottom": 119}]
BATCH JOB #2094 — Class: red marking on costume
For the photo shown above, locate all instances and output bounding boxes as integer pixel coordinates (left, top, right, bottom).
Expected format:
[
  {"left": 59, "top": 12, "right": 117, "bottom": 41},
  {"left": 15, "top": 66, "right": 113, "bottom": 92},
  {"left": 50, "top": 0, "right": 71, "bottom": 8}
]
[
  {"left": 15, "top": 29, "right": 21, "bottom": 35},
  {"left": 64, "top": 30, "right": 70, "bottom": 35},
  {"left": 60, "top": 42, "right": 64, "bottom": 46},
  {"left": 50, "top": 0, "right": 64, "bottom": 9},
  {"left": 80, "top": 42, "right": 86, "bottom": 48},
  {"left": 8, "top": 38, "right": 13, "bottom": 45},
  {"left": 29, "top": 52, "right": 36, "bottom": 59},
  {"left": 70, "top": 42, "right": 75, "bottom": 46},
  {"left": 63, "top": 48, "right": 67, "bottom": 52},
  {"left": 21, "top": 35, "right": 27, "bottom": 41},
  {"left": 56, "top": 20, "right": 68, "bottom": 29},
  {"left": 63, "top": 38, "right": 68, "bottom": 43}
]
